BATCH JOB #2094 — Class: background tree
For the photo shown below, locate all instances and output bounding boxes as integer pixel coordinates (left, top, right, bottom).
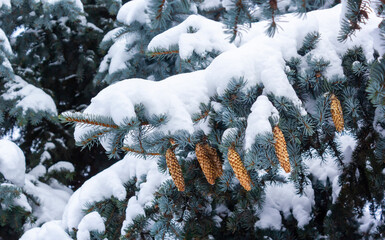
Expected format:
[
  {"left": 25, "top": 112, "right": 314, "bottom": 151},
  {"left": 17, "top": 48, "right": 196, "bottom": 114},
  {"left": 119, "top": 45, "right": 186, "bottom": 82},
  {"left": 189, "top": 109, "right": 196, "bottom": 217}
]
[{"left": 0, "top": 0, "right": 119, "bottom": 238}]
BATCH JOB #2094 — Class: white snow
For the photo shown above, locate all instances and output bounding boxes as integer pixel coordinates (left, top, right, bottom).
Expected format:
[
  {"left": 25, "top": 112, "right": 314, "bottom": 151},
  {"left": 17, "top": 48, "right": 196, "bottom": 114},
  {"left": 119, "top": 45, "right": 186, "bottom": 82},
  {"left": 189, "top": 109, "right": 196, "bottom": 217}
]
[
  {"left": 23, "top": 174, "right": 73, "bottom": 228},
  {"left": 197, "top": 0, "right": 222, "bottom": 10},
  {"left": 20, "top": 220, "right": 71, "bottom": 240},
  {"left": 116, "top": 0, "right": 149, "bottom": 25},
  {"left": 0, "top": 28, "right": 13, "bottom": 55},
  {"left": 74, "top": 70, "right": 209, "bottom": 147},
  {"left": 337, "top": 133, "right": 356, "bottom": 164},
  {"left": 76, "top": 3, "right": 382, "bottom": 155},
  {"left": 255, "top": 181, "right": 315, "bottom": 229},
  {"left": 0, "top": 140, "right": 72, "bottom": 230},
  {"left": 98, "top": 33, "right": 139, "bottom": 74},
  {"left": 48, "top": 161, "right": 75, "bottom": 173},
  {"left": 62, "top": 154, "right": 168, "bottom": 233},
  {"left": 373, "top": 108, "right": 385, "bottom": 137},
  {"left": 100, "top": 27, "right": 123, "bottom": 44},
  {"left": 244, "top": 96, "right": 279, "bottom": 150},
  {"left": 2, "top": 76, "right": 58, "bottom": 115},
  {"left": 306, "top": 150, "right": 341, "bottom": 203},
  {"left": 357, "top": 203, "right": 381, "bottom": 234},
  {"left": 305, "top": 133, "right": 357, "bottom": 204},
  {"left": 0, "top": 139, "right": 26, "bottom": 186},
  {"left": 34, "top": 0, "right": 84, "bottom": 11},
  {"left": 77, "top": 212, "right": 105, "bottom": 240},
  {"left": 14, "top": 191, "right": 32, "bottom": 212},
  {"left": 0, "top": 28, "right": 13, "bottom": 71},
  {"left": 0, "top": 0, "right": 11, "bottom": 8},
  {"left": 28, "top": 164, "right": 47, "bottom": 178},
  {"left": 147, "top": 14, "right": 235, "bottom": 59},
  {"left": 237, "top": 5, "right": 381, "bottom": 79}
]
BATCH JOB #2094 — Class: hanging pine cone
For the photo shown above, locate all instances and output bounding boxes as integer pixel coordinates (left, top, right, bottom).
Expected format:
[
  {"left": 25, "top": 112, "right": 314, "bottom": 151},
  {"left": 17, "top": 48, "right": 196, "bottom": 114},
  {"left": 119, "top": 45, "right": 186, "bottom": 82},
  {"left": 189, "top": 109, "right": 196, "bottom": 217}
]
[
  {"left": 273, "top": 126, "right": 291, "bottom": 173},
  {"left": 196, "top": 143, "right": 216, "bottom": 185},
  {"left": 330, "top": 94, "right": 344, "bottom": 132},
  {"left": 166, "top": 148, "right": 185, "bottom": 191},
  {"left": 204, "top": 143, "right": 223, "bottom": 178},
  {"left": 227, "top": 146, "right": 252, "bottom": 191}
]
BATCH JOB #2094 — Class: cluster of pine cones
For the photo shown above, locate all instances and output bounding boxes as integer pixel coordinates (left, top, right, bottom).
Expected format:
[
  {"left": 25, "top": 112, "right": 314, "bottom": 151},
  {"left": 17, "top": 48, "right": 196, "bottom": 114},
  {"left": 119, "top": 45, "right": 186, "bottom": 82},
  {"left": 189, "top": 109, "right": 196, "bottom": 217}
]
[
  {"left": 165, "top": 94, "right": 344, "bottom": 191},
  {"left": 165, "top": 126, "right": 291, "bottom": 191}
]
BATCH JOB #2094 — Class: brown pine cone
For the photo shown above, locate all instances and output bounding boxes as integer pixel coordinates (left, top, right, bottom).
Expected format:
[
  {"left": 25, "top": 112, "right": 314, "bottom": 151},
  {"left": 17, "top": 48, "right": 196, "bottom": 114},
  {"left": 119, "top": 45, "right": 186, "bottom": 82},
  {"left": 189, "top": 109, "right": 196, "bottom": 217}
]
[
  {"left": 330, "top": 94, "right": 344, "bottom": 132},
  {"left": 204, "top": 143, "right": 223, "bottom": 178},
  {"left": 196, "top": 143, "right": 216, "bottom": 185},
  {"left": 227, "top": 146, "right": 252, "bottom": 191},
  {"left": 166, "top": 148, "right": 185, "bottom": 191},
  {"left": 273, "top": 126, "right": 291, "bottom": 173}
]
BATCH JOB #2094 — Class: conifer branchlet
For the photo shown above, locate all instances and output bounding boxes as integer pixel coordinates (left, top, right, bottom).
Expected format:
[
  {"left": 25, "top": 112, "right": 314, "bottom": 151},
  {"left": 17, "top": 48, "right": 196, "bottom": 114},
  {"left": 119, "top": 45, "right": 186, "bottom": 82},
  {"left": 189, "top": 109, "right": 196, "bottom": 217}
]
[
  {"left": 330, "top": 94, "right": 344, "bottom": 132},
  {"left": 166, "top": 148, "right": 185, "bottom": 191},
  {"left": 273, "top": 126, "right": 291, "bottom": 173},
  {"left": 227, "top": 146, "right": 252, "bottom": 191}
]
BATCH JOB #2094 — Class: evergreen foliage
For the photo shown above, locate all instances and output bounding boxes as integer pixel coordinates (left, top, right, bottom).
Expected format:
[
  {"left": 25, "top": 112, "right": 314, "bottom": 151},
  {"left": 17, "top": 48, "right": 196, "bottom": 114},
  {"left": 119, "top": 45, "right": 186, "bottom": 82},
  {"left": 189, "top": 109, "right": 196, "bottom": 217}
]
[{"left": 1, "top": 0, "right": 385, "bottom": 239}]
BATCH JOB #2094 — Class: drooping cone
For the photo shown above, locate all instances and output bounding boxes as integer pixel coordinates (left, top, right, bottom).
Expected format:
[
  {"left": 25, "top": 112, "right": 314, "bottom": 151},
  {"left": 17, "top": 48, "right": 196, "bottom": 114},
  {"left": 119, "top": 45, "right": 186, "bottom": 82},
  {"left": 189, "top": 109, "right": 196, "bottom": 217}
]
[
  {"left": 196, "top": 143, "right": 216, "bottom": 184},
  {"left": 204, "top": 144, "right": 223, "bottom": 178},
  {"left": 166, "top": 148, "right": 185, "bottom": 191},
  {"left": 227, "top": 146, "right": 252, "bottom": 191},
  {"left": 273, "top": 126, "right": 291, "bottom": 173},
  {"left": 330, "top": 94, "right": 344, "bottom": 132}
]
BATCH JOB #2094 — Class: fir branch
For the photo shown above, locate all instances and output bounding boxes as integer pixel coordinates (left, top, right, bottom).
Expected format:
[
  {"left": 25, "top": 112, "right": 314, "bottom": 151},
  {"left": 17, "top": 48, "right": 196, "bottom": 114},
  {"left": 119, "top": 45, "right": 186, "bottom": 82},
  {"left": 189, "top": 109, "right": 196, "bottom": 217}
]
[
  {"left": 298, "top": 31, "right": 321, "bottom": 56},
  {"left": 149, "top": 0, "right": 173, "bottom": 30},
  {"left": 121, "top": 146, "right": 161, "bottom": 156},
  {"left": 224, "top": 0, "right": 254, "bottom": 42},
  {"left": 338, "top": 0, "right": 371, "bottom": 41},
  {"left": 264, "top": 0, "right": 279, "bottom": 37},
  {"left": 78, "top": 128, "right": 112, "bottom": 147},
  {"left": 147, "top": 47, "right": 179, "bottom": 59},
  {"left": 59, "top": 112, "right": 119, "bottom": 129},
  {"left": 367, "top": 58, "right": 385, "bottom": 108},
  {"left": 156, "top": 0, "right": 166, "bottom": 20},
  {"left": 192, "top": 103, "right": 212, "bottom": 123}
]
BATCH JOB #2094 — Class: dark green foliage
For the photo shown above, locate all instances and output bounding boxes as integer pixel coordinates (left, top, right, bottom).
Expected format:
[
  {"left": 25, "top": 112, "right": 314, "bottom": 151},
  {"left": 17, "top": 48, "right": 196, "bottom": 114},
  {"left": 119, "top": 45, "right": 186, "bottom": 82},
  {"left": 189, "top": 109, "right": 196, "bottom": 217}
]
[
  {"left": 0, "top": 0, "right": 119, "bottom": 238},
  {"left": 0, "top": 0, "right": 116, "bottom": 189},
  {"left": 368, "top": 57, "right": 385, "bottom": 112},
  {"left": 298, "top": 31, "right": 321, "bottom": 56},
  {"left": 0, "top": 183, "right": 34, "bottom": 240}
]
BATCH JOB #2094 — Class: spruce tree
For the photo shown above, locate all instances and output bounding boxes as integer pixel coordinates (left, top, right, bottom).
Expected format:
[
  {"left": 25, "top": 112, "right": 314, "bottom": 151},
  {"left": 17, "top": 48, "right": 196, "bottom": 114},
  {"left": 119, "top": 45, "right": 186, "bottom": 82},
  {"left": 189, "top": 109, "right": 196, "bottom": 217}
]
[
  {"left": 56, "top": 0, "right": 384, "bottom": 239},
  {"left": 0, "top": 0, "right": 384, "bottom": 239}
]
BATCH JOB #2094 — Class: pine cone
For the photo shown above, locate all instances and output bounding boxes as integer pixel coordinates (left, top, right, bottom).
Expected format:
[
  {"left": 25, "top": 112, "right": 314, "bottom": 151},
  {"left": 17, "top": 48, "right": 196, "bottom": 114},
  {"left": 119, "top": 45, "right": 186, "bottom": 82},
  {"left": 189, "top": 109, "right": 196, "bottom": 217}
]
[
  {"left": 196, "top": 143, "right": 216, "bottom": 185},
  {"left": 227, "top": 146, "right": 252, "bottom": 191},
  {"left": 273, "top": 126, "right": 291, "bottom": 173},
  {"left": 204, "top": 143, "right": 223, "bottom": 178},
  {"left": 166, "top": 148, "right": 185, "bottom": 191},
  {"left": 330, "top": 94, "right": 344, "bottom": 132}
]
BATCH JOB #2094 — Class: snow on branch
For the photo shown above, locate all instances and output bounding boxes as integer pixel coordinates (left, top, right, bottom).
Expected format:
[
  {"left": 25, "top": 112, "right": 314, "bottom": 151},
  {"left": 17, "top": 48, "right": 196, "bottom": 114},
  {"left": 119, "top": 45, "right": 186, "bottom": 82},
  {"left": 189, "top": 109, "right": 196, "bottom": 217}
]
[
  {"left": 0, "top": 139, "right": 26, "bottom": 186},
  {"left": 116, "top": 0, "right": 149, "bottom": 25},
  {"left": 72, "top": 5, "right": 382, "bottom": 154},
  {"left": 2, "top": 76, "right": 57, "bottom": 116},
  {"left": 62, "top": 154, "right": 168, "bottom": 233},
  {"left": 147, "top": 14, "right": 235, "bottom": 60}
]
